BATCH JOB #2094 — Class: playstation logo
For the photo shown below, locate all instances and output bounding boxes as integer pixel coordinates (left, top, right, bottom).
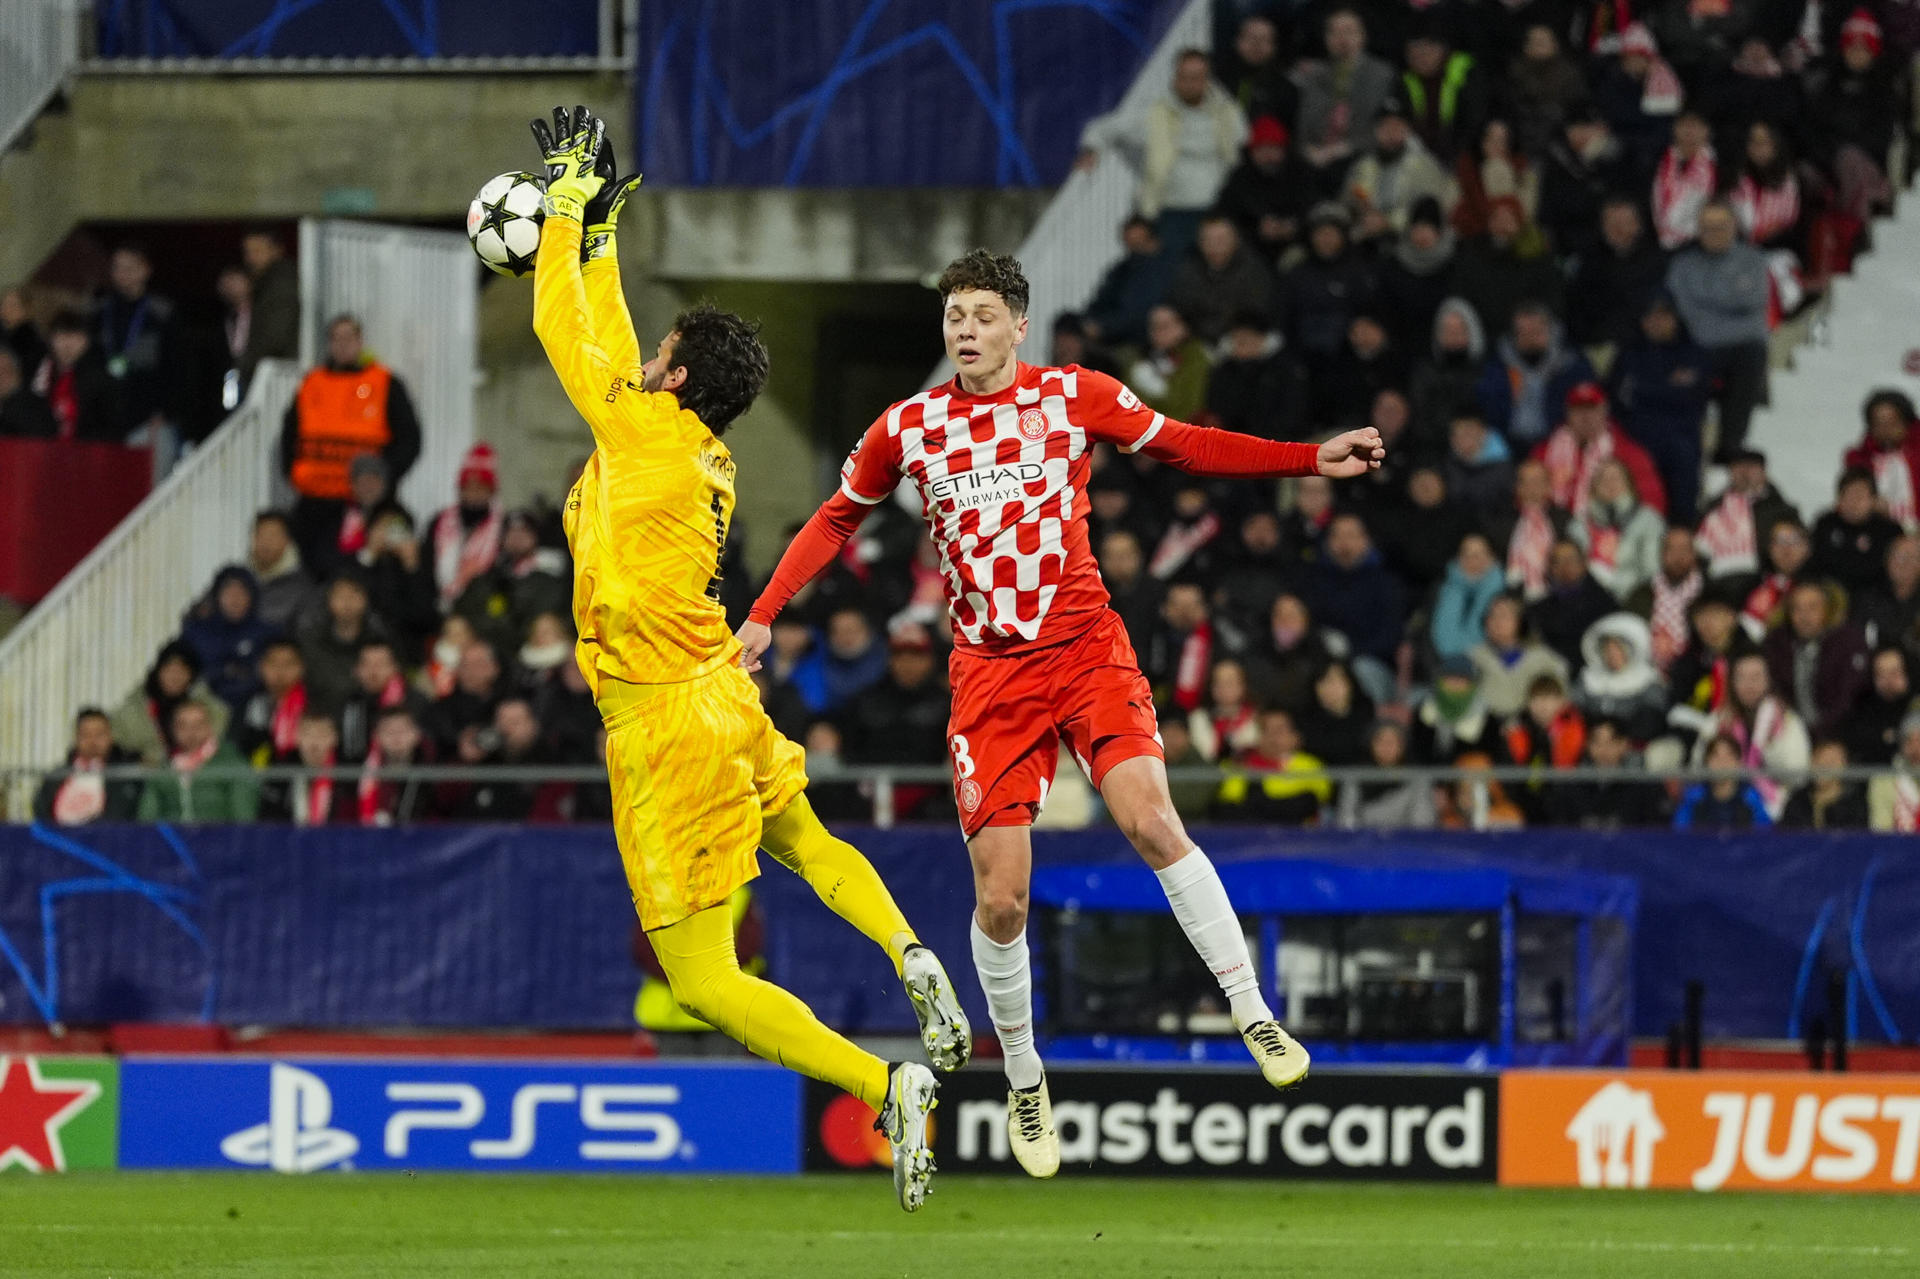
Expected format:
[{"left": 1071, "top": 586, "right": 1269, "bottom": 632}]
[{"left": 220, "top": 1063, "right": 359, "bottom": 1172}]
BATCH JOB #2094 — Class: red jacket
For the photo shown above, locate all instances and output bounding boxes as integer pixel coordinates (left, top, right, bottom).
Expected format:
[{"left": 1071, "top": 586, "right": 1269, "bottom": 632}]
[{"left": 1532, "top": 422, "right": 1668, "bottom": 518}]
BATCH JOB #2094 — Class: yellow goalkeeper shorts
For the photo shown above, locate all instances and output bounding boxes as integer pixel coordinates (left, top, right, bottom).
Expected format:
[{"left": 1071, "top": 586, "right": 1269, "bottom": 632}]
[{"left": 598, "top": 663, "right": 808, "bottom": 931}]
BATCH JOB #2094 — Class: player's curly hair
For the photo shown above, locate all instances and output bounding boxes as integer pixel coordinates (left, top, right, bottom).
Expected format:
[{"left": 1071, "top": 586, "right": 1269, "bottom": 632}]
[
  {"left": 936, "top": 249, "right": 1029, "bottom": 316},
  {"left": 669, "top": 303, "right": 770, "bottom": 435}
]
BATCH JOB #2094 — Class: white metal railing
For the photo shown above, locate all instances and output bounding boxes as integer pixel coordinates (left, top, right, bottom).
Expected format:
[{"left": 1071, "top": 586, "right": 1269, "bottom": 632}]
[
  {"left": 298, "top": 220, "right": 477, "bottom": 521},
  {"left": 0, "top": 361, "right": 303, "bottom": 806},
  {"left": 0, "top": 0, "right": 81, "bottom": 151},
  {"left": 925, "top": 0, "right": 1211, "bottom": 387}
]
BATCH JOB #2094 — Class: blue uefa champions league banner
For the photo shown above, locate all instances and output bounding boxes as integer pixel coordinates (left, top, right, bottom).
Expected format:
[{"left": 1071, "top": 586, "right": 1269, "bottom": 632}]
[
  {"left": 119, "top": 1058, "right": 800, "bottom": 1173},
  {"left": 637, "top": 0, "right": 1189, "bottom": 186},
  {"left": 3, "top": 824, "right": 1918, "bottom": 1041},
  {"left": 95, "top": 0, "right": 603, "bottom": 60}
]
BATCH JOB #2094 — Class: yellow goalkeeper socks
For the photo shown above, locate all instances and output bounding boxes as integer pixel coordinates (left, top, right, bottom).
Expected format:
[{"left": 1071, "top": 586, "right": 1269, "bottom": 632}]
[
  {"left": 647, "top": 902, "right": 890, "bottom": 1109},
  {"left": 761, "top": 794, "right": 917, "bottom": 977}
]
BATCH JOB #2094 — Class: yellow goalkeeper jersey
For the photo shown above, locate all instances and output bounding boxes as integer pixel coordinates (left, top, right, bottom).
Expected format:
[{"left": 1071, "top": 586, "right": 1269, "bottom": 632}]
[{"left": 534, "top": 216, "right": 740, "bottom": 690}]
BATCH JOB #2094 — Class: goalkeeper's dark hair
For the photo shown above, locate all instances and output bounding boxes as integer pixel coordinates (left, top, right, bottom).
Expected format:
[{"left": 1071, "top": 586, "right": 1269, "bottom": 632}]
[
  {"left": 669, "top": 303, "right": 769, "bottom": 435},
  {"left": 937, "top": 249, "right": 1029, "bottom": 317}
]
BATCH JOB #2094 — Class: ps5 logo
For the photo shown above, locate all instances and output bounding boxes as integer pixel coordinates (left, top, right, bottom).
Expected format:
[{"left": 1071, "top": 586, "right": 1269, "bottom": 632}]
[
  {"left": 221, "top": 1063, "right": 361, "bottom": 1172},
  {"left": 384, "top": 1082, "right": 686, "bottom": 1161}
]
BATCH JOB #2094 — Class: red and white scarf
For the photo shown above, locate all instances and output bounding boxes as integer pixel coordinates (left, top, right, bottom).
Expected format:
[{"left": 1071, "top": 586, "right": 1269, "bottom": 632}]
[
  {"left": 1649, "top": 570, "right": 1702, "bottom": 670},
  {"left": 1507, "top": 506, "right": 1557, "bottom": 599},
  {"left": 1539, "top": 426, "right": 1615, "bottom": 518},
  {"left": 1150, "top": 512, "right": 1222, "bottom": 580},
  {"left": 1719, "top": 696, "right": 1788, "bottom": 813},
  {"left": 1654, "top": 145, "right": 1718, "bottom": 249},
  {"left": 1889, "top": 772, "right": 1920, "bottom": 832},
  {"left": 295, "top": 751, "right": 335, "bottom": 827},
  {"left": 1870, "top": 449, "right": 1919, "bottom": 530},
  {"left": 356, "top": 747, "right": 387, "bottom": 825},
  {"left": 338, "top": 505, "right": 370, "bottom": 557},
  {"left": 1743, "top": 572, "right": 1792, "bottom": 638},
  {"left": 1698, "top": 490, "right": 1757, "bottom": 576},
  {"left": 1731, "top": 173, "right": 1800, "bottom": 247},
  {"left": 1173, "top": 621, "right": 1215, "bottom": 713},
  {"left": 431, "top": 503, "right": 503, "bottom": 607},
  {"left": 50, "top": 758, "right": 107, "bottom": 826},
  {"left": 269, "top": 683, "right": 308, "bottom": 756}
]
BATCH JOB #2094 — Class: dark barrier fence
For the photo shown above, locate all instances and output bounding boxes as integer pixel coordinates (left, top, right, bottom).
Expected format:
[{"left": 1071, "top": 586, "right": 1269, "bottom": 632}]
[{"left": 1, "top": 825, "right": 1915, "bottom": 1046}]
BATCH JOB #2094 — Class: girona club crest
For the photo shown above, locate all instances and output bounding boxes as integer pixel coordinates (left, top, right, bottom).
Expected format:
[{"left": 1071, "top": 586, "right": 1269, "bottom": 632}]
[
  {"left": 958, "top": 779, "right": 983, "bottom": 812},
  {"left": 1017, "top": 408, "right": 1048, "bottom": 441}
]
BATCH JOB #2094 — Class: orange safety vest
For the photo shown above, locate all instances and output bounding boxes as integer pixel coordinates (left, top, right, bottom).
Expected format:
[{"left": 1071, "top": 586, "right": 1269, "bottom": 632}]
[{"left": 289, "top": 362, "right": 393, "bottom": 500}]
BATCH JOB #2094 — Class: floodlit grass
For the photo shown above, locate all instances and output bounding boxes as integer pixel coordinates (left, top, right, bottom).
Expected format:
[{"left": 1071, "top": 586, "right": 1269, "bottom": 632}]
[{"left": 1, "top": 1173, "right": 1913, "bottom": 1278}]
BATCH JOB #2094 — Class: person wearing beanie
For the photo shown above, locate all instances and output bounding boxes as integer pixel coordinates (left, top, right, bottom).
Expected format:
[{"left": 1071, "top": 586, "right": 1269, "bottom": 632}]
[
  {"left": 1215, "top": 115, "right": 1316, "bottom": 266},
  {"left": 279, "top": 312, "right": 421, "bottom": 570},
  {"left": 428, "top": 441, "right": 505, "bottom": 610},
  {"left": 1812, "top": 8, "right": 1897, "bottom": 229}
]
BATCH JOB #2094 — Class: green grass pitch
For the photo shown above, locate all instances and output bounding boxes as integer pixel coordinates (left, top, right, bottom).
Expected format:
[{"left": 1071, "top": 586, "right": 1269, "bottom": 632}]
[{"left": 1, "top": 1174, "right": 1911, "bottom": 1278}]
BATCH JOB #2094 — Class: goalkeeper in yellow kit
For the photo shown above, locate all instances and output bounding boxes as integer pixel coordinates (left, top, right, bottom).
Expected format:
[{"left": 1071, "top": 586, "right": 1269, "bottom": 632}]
[{"left": 529, "top": 106, "right": 960, "bottom": 1211}]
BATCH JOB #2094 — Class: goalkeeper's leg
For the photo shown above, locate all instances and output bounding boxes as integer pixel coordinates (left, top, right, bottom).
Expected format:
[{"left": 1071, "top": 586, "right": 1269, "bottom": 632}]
[{"left": 762, "top": 794, "right": 971, "bottom": 1071}]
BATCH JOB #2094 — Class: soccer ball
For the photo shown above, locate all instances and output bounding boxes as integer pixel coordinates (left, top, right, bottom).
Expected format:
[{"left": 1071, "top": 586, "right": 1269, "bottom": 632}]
[{"left": 466, "top": 171, "right": 546, "bottom": 278}]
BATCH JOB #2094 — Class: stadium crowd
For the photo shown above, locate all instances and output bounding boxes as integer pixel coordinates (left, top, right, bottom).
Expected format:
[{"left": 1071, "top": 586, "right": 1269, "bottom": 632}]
[{"left": 20, "top": 2, "right": 1920, "bottom": 834}]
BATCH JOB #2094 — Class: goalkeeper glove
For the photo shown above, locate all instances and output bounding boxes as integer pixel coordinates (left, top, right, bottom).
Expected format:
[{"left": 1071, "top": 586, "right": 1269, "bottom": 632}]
[
  {"left": 581, "top": 133, "right": 644, "bottom": 262},
  {"left": 530, "top": 104, "right": 605, "bottom": 222}
]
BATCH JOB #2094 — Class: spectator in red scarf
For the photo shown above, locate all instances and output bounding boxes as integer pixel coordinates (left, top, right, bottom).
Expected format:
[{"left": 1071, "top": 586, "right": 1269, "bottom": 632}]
[
  {"left": 338, "top": 638, "right": 431, "bottom": 764},
  {"left": 1697, "top": 446, "right": 1801, "bottom": 583},
  {"left": 110, "top": 639, "right": 230, "bottom": 765},
  {"left": 1144, "top": 579, "right": 1216, "bottom": 714},
  {"left": 230, "top": 638, "right": 308, "bottom": 768},
  {"left": 1728, "top": 121, "right": 1801, "bottom": 255},
  {"left": 429, "top": 442, "right": 505, "bottom": 611},
  {"left": 1652, "top": 108, "right": 1717, "bottom": 249},
  {"left": 33, "top": 708, "right": 143, "bottom": 826},
  {"left": 1533, "top": 381, "right": 1668, "bottom": 521},
  {"left": 136, "top": 700, "right": 258, "bottom": 822},
  {"left": 1626, "top": 527, "right": 1706, "bottom": 671},
  {"left": 31, "top": 310, "right": 118, "bottom": 440},
  {"left": 1740, "top": 517, "right": 1813, "bottom": 639},
  {"left": 259, "top": 712, "right": 360, "bottom": 826},
  {"left": 1490, "top": 459, "right": 1571, "bottom": 602},
  {"left": 1188, "top": 658, "right": 1260, "bottom": 762},
  {"left": 1844, "top": 390, "right": 1920, "bottom": 531},
  {"left": 357, "top": 705, "right": 446, "bottom": 826}
]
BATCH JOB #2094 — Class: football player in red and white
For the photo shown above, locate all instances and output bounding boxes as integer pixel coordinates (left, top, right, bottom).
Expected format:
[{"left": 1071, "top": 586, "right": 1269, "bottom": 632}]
[{"left": 739, "top": 249, "right": 1382, "bottom": 1178}]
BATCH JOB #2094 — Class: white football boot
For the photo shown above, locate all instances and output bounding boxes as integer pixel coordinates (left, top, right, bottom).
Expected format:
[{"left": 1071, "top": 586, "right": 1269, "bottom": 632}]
[
  {"left": 1007, "top": 1073, "right": 1061, "bottom": 1178},
  {"left": 876, "top": 1062, "right": 939, "bottom": 1212},
  {"left": 902, "top": 945, "right": 972, "bottom": 1072},
  {"left": 1240, "top": 1019, "right": 1311, "bottom": 1089}
]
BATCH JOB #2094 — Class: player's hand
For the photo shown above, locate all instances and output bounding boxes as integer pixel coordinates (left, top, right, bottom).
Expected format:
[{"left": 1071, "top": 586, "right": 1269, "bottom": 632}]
[
  {"left": 735, "top": 620, "right": 772, "bottom": 673},
  {"left": 1315, "top": 427, "right": 1385, "bottom": 479},
  {"left": 530, "top": 104, "right": 606, "bottom": 221},
  {"left": 582, "top": 132, "right": 643, "bottom": 261}
]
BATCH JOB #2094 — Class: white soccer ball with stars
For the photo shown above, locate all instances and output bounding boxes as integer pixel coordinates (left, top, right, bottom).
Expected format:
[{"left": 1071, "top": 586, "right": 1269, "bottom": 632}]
[{"left": 466, "top": 171, "right": 546, "bottom": 278}]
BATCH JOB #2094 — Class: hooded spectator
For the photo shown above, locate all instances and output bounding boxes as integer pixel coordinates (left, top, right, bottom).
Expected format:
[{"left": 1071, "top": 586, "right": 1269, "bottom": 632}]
[
  {"left": 1307, "top": 514, "right": 1407, "bottom": 701},
  {"left": 1763, "top": 580, "right": 1871, "bottom": 738},
  {"left": 246, "top": 509, "right": 317, "bottom": 634},
  {"left": 1652, "top": 109, "right": 1718, "bottom": 250},
  {"left": 1626, "top": 527, "right": 1707, "bottom": 671},
  {"left": 1673, "top": 733, "right": 1773, "bottom": 830},
  {"left": 229, "top": 638, "right": 308, "bottom": 768},
  {"left": 1450, "top": 198, "right": 1563, "bottom": 342},
  {"left": 1128, "top": 305, "right": 1212, "bottom": 423},
  {"left": 1432, "top": 533, "right": 1506, "bottom": 661},
  {"left": 1346, "top": 97, "right": 1454, "bottom": 242},
  {"left": 1575, "top": 613, "right": 1668, "bottom": 741},
  {"left": 1440, "top": 411, "right": 1513, "bottom": 526},
  {"left": 1205, "top": 311, "right": 1308, "bottom": 439},
  {"left": 136, "top": 700, "right": 258, "bottom": 823},
  {"left": 1083, "top": 216, "right": 1177, "bottom": 351},
  {"left": 1337, "top": 719, "right": 1438, "bottom": 829},
  {"left": 1188, "top": 658, "right": 1260, "bottom": 763},
  {"left": 1548, "top": 716, "right": 1669, "bottom": 829},
  {"left": 805, "top": 607, "right": 889, "bottom": 712},
  {"left": 1470, "top": 593, "right": 1572, "bottom": 719},
  {"left": 1450, "top": 118, "right": 1538, "bottom": 239},
  {"left": 1567, "top": 198, "right": 1668, "bottom": 351},
  {"left": 429, "top": 442, "right": 506, "bottom": 610},
  {"left": 1476, "top": 304, "right": 1596, "bottom": 448},
  {"left": 1411, "top": 655, "right": 1498, "bottom": 762},
  {"left": 1215, "top": 116, "right": 1315, "bottom": 266},
  {"left": 1385, "top": 212, "right": 1464, "bottom": 362},
  {"left": 1845, "top": 391, "right": 1920, "bottom": 531},
  {"left": 1811, "top": 468, "right": 1904, "bottom": 598},
  {"left": 1527, "top": 539, "right": 1620, "bottom": 670},
  {"left": 1571, "top": 457, "right": 1666, "bottom": 602},
  {"left": 1296, "top": 655, "right": 1379, "bottom": 767},
  {"left": 1607, "top": 292, "right": 1711, "bottom": 524},
  {"left": 1666, "top": 201, "right": 1771, "bottom": 462},
  {"left": 111, "top": 639, "right": 230, "bottom": 765},
  {"left": 1868, "top": 711, "right": 1920, "bottom": 832},
  {"left": 1166, "top": 215, "right": 1275, "bottom": 344},
  {"left": 1210, "top": 708, "right": 1330, "bottom": 824},
  {"left": 179, "top": 566, "right": 277, "bottom": 712},
  {"left": 1780, "top": 739, "right": 1870, "bottom": 830},
  {"left": 1838, "top": 645, "right": 1917, "bottom": 766},
  {"left": 33, "top": 708, "right": 143, "bottom": 827}
]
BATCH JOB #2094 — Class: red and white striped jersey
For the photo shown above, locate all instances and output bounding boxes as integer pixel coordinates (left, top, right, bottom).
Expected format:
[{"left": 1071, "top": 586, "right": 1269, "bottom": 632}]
[{"left": 838, "top": 363, "right": 1169, "bottom": 654}]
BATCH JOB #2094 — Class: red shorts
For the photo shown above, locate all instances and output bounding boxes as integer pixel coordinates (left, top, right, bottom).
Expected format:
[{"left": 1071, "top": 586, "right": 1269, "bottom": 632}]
[{"left": 946, "top": 608, "right": 1163, "bottom": 838}]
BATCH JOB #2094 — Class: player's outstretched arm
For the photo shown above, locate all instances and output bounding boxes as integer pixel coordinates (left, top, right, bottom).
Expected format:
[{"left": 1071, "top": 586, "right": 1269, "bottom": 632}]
[
  {"left": 529, "top": 106, "right": 620, "bottom": 442},
  {"left": 737, "top": 491, "right": 873, "bottom": 671},
  {"left": 579, "top": 131, "right": 645, "bottom": 375}
]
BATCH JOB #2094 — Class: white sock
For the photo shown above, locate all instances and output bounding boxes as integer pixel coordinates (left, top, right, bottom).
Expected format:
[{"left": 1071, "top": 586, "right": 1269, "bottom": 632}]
[
  {"left": 970, "top": 916, "right": 1044, "bottom": 1090},
  {"left": 1155, "top": 848, "right": 1274, "bottom": 1029}
]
